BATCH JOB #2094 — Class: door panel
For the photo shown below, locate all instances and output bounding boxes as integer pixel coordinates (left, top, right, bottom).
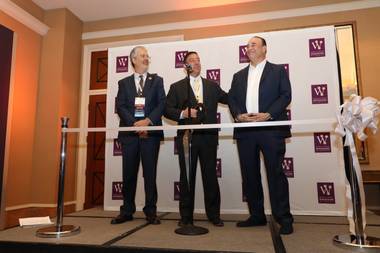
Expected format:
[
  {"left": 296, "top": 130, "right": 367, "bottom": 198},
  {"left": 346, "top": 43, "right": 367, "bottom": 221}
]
[{"left": 84, "top": 95, "right": 106, "bottom": 208}]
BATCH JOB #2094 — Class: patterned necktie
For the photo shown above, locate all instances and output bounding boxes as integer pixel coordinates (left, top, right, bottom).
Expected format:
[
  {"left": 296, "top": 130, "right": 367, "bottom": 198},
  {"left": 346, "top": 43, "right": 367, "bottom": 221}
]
[
  {"left": 194, "top": 78, "right": 201, "bottom": 103},
  {"left": 138, "top": 75, "right": 144, "bottom": 96}
]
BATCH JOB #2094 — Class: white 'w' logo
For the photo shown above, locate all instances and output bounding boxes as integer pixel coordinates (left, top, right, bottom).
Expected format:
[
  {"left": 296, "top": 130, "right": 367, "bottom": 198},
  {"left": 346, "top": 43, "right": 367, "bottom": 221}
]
[
  {"left": 113, "top": 183, "right": 123, "bottom": 193},
  {"left": 241, "top": 46, "right": 248, "bottom": 56},
  {"left": 208, "top": 71, "right": 219, "bottom": 80},
  {"left": 314, "top": 86, "right": 326, "bottom": 96},
  {"left": 316, "top": 134, "right": 329, "bottom": 145},
  {"left": 311, "top": 40, "right": 324, "bottom": 50},
  {"left": 117, "top": 57, "right": 128, "bottom": 66},
  {"left": 115, "top": 140, "right": 121, "bottom": 150},
  {"left": 282, "top": 159, "right": 292, "bottom": 171},
  {"left": 319, "top": 184, "right": 332, "bottom": 195},
  {"left": 177, "top": 52, "right": 186, "bottom": 62}
]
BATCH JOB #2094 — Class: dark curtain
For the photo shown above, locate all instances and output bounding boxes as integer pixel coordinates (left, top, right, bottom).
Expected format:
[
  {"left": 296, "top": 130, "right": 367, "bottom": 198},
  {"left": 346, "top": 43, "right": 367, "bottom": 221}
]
[{"left": 0, "top": 24, "right": 14, "bottom": 205}]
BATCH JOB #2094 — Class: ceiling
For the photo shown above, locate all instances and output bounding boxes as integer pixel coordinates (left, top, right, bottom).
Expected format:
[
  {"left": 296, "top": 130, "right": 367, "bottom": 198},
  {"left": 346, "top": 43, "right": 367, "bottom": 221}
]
[{"left": 31, "top": 0, "right": 259, "bottom": 22}]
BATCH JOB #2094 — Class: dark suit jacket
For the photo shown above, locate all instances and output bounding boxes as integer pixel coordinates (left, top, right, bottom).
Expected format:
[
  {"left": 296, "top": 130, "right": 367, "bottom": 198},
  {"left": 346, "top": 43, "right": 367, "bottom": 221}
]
[
  {"left": 228, "top": 61, "right": 292, "bottom": 139},
  {"left": 116, "top": 73, "right": 166, "bottom": 141},
  {"left": 165, "top": 77, "right": 228, "bottom": 141}
]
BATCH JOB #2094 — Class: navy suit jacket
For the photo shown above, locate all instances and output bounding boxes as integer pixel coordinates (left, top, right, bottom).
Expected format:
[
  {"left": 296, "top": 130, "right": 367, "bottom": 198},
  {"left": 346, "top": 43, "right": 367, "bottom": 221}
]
[
  {"left": 116, "top": 73, "right": 165, "bottom": 141},
  {"left": 228, "top": 61, "right": 291, "bottom": 139}
]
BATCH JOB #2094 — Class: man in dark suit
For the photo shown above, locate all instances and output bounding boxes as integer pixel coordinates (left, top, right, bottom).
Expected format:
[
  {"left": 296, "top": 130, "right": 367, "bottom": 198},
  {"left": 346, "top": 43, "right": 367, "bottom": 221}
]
[
  {"left": 112, "top": 46, "right": 165, "bottom": 225},
  {"left": 165, "top": 51, "right": 228, "bottom": 227},
  {"left": 228, "top": 36, "right": 293, "bottom": 234}
]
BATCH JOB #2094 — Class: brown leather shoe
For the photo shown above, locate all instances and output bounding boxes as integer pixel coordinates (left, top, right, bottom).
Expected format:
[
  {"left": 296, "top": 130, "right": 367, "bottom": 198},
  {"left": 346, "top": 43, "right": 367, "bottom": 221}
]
[{"left": 110, "top": 214, "right": 133, "bottom": 224}]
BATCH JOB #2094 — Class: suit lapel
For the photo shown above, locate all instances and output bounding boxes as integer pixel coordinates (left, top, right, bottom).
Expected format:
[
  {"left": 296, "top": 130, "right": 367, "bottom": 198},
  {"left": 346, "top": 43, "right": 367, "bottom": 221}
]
[
  {"left": 128, "top": 74, "right": 138, "bottom": 97},
  {"left": 183, "top": 78, "right": 197, "bottom": 107},
  {"left": 142, "top": 73, "right": 154, "bottom": 97},
  {"left": 259, "top": 61, "right": 271, "bottom": 86},
  {"left": 241, "top": 66, "right": 249, "bottom": 107},
  {"left": 201, "top": 77, "right": 209, "bottom": 104}
]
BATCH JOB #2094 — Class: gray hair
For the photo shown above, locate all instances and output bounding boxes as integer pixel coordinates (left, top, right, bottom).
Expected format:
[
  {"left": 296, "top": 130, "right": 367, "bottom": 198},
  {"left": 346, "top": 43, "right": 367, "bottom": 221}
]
[{"left": 130, "top": 46, "right": 146, "bottom": 68}]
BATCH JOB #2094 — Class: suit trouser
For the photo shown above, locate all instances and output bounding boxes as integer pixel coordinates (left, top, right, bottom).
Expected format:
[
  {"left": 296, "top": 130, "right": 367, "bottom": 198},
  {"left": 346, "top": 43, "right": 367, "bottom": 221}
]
[
  {"left": 120, "top": 136, "right": 160, "bottom": 217},
  {"left": 176, "top": 134, "right": 221, "bottom": 221},
  {"left": 236, "top": 131, "right": 293, "bottom": 225}
]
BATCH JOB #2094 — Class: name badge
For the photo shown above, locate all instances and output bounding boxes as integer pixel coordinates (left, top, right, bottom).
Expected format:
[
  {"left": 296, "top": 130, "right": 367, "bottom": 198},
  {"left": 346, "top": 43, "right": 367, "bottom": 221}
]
[{"left": 134, "top": 97, "right": 145, "bottom": 118}]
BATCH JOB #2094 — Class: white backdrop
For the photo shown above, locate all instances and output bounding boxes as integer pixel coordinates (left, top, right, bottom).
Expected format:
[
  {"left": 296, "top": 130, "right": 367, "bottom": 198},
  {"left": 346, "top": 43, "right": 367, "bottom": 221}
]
[{"left": 105, "top": 26, "right": 346, "bottom": 216}]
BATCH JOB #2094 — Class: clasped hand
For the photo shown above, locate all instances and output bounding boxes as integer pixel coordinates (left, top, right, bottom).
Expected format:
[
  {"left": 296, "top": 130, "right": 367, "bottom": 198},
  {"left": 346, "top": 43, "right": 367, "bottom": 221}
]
[
  {"left": 237, "top": 113, "right": 271, "bottom": 122},
  {"left": 134, "top": 118, "right": 151, "bottom": 137},
  {"left": 181, "top": 107, "right": 198, "bottom": 119}
]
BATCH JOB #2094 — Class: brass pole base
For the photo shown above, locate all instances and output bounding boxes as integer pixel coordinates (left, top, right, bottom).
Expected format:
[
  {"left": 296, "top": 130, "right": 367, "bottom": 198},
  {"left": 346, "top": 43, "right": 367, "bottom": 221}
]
[
  {"left": 36, "top": 225, "right": 80, "bottom": 238},
  {"left": 334, "top": 234, "right": 380, "bottom": 252}
]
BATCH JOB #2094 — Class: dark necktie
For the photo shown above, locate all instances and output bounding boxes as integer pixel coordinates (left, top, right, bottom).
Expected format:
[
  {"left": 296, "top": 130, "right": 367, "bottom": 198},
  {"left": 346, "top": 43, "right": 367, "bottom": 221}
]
[{"left": 138, "top": 75, "right": 144, "bottom": 96}]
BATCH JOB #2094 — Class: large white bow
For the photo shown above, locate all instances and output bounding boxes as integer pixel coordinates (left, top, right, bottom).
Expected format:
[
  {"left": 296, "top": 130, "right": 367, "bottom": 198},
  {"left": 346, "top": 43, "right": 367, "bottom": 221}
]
[
  {"left": 335, "top": 94, "right": 380, "bottom": 235},
  {"left": 336, "top": 95, "right": 379, "bottom": 142}
]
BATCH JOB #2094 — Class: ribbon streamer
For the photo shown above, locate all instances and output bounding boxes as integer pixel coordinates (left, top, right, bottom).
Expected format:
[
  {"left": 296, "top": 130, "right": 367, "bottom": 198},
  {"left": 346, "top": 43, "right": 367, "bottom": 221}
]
[
  {"left": 335, "top": 94, "right": 380, "bottom": 235},
  {"left": 63, "top": 118, "right": 336, "bottom": 133}
]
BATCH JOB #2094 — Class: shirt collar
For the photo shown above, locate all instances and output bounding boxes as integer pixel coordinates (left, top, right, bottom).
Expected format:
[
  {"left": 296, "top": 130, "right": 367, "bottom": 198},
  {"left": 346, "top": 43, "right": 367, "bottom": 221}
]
[
  {"left": 190, "top": 74, "right": 201, "bottom": 83},
  {"left": 249, "top": 59, "right": 267, "bottom": 70},
  {"left": 134, "top": 72, "right": 147, "bottom": 80}
]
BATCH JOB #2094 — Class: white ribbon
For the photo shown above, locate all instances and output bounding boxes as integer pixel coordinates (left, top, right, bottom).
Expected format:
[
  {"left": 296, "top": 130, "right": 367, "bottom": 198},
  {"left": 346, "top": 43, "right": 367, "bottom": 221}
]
[
  {"left": 63, "top": 118, "right": 336, "bottom": 133},
  {"left": 335, "top": 94, "right": 380, "bottom": 235}
]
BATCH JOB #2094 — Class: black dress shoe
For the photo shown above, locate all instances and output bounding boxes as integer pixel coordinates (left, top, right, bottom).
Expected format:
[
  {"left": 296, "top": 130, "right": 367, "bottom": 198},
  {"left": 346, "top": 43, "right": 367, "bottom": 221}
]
[
  {"left": 146, "top": 215, "right": 161, "bottom": 225},
  {"left": 236, "top": 217, "right": 267, "bottom": 227},
  {"left": 210, "top": 218, "right": 224, "bottom": 227},
  {"left": 110, "top": 214, "right": 133, "bottom": 224},
  {"left": 279, "top": 223, "right": 293, "bottom": 235},
  {"left": 178, "top": 219, "right": 193, "bottom": 227}
]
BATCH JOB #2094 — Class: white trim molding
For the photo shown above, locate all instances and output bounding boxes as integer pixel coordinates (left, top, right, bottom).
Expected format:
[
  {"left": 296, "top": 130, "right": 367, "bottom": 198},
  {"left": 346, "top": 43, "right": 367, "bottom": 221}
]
[
  {"left": 0, "top": 0, "right": 49, "bottom": 35},
  {"left": 5, "top": 201, "right": 77, "bottom": 211},
  {"left": 82, "top": 0, "right": 380, "bottom": 40}
]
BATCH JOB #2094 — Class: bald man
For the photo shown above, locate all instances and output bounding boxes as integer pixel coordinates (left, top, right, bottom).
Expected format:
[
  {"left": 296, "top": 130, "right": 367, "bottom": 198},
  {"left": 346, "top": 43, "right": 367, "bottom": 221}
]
[{"left": 228, "top": 36, "right": 293, "bottom": 234}]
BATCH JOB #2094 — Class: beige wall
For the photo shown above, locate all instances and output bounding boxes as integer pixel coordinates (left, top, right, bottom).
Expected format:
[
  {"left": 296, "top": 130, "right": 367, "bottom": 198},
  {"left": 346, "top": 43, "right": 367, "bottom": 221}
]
[
  {"left": 31, "top": 9, "right": 65, "bottom": 204},
  {"left": 60, "top": 9, "right": 82, "bottom": 201},
  {"left": 1, "top": 5, "right": 81, "bottom": 228},
  {"left": 0, "top": 10, "right": 42, "bottom": 207},
  {"left": 32, "top": 8, "right": 82, "bottom": 204},
  {"left": 82, "top": 6, "right": 380, "bottom": 171}
]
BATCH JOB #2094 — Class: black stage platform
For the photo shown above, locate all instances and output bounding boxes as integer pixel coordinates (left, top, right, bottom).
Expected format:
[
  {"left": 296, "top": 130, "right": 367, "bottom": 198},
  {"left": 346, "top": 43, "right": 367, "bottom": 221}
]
[{"left": 1, "top": 208, "right": 379, "bottom": 253}]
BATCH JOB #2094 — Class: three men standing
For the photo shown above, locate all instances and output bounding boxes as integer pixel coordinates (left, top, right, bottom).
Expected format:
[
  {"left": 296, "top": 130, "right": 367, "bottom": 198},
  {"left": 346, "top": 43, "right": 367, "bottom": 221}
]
[{"left": 113, "top": 39, "right": 293, "bottom": 235}]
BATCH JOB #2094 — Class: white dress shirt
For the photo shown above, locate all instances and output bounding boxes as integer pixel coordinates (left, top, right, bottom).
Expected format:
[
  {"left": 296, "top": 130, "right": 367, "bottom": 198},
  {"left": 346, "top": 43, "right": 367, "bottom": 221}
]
[
  {"left": 190, "top": 75, "right": 203, "bottom": 103},
  {"left": 179, "top": 75, "right": 203, "bottom": 119},
  {"left": 246, "top": 60, "right": 267, "bottom": 113},
  {"left": 134, "top": 72, "right": 147, "bottom": 94}
]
